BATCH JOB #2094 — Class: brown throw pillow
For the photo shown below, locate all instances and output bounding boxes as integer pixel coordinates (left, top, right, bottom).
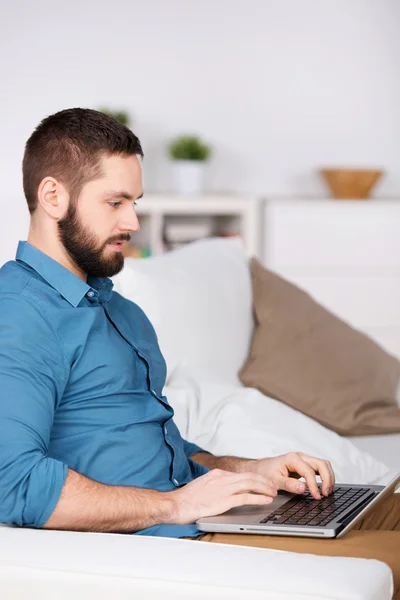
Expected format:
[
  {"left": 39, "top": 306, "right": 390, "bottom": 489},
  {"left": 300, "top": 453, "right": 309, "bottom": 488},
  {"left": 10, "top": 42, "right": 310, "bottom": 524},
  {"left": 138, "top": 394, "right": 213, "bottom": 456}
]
[{"left": 239, "top": 258, "right": 400, "bottom": 436}]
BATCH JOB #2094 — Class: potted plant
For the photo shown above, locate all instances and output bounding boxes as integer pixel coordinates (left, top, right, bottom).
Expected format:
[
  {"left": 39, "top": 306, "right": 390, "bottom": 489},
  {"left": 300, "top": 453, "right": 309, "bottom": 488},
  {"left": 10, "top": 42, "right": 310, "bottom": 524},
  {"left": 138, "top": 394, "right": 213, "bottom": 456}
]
[{"left": 168, "top": 135, "right": 212, "bottom": 195}]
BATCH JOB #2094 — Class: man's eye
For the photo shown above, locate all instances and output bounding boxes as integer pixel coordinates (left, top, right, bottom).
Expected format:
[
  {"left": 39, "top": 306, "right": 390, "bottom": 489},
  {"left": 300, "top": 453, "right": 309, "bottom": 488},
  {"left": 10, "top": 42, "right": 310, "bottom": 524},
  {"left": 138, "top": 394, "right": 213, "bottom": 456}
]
[{"left": 109, "top": 202, "right": 122, "bottom": 208}]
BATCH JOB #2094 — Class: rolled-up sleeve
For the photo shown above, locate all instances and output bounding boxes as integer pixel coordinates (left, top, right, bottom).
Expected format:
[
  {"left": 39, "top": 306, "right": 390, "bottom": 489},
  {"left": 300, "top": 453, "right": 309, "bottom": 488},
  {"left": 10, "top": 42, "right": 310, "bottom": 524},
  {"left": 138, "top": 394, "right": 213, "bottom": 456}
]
[
  {"left": 182, "top": 439, "right": 209, "bottom": 459},
  {"left": 0, "top": 294, "right": 69, "bottom": 527}
]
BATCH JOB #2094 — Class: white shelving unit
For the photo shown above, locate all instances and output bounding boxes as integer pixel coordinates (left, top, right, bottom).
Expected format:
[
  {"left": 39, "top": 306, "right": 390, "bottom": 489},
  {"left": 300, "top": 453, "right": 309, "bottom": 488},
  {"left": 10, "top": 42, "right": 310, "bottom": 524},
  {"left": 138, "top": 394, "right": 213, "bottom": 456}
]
[
  {"left": 263, "top": 197, "right": 400, "bottom": 358},
  {"left": 130, "top": 193, "right": 263, "bottom": 258}
]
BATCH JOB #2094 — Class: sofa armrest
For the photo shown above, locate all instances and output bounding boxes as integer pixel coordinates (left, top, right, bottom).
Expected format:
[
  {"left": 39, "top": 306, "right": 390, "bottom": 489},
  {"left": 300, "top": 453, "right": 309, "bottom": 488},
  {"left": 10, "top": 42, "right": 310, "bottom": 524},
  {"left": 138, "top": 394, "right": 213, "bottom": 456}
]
[{"left": 0, "top": 525, "right": 393, "bottom": 599}]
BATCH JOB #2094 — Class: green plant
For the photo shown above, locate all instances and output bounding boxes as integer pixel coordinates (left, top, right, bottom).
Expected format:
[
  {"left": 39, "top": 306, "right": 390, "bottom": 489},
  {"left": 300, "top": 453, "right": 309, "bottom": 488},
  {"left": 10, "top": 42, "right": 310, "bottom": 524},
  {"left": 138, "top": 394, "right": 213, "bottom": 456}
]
[
  {"left": 99, "top": 108, "right": 130, "bottom": 126},
  {"left": 168, "top": 135, "right": 211, "bottom": 161}
]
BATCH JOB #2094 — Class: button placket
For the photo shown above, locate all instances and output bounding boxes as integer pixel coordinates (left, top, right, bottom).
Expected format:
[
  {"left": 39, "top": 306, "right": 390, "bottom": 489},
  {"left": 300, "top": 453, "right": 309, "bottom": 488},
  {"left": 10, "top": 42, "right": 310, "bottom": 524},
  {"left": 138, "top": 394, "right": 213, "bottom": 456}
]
[{"left": 98, "top": 302, "right": 189, "bottom": 498}]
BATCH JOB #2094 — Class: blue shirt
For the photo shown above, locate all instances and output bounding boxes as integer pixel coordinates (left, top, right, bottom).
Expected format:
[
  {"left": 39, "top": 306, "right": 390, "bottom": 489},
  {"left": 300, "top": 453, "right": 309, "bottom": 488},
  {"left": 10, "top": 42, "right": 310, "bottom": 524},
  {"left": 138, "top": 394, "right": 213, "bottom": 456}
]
[{"left": 0, "top": 241, "right": 208, "bottom": 537}]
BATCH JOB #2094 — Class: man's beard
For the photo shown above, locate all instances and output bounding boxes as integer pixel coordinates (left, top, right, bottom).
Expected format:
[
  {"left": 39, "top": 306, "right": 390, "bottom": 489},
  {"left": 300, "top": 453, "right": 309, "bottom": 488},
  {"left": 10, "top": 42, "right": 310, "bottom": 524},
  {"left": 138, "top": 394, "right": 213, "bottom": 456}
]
[{"left": 58, "top": 202, "right": 130, "bottom": 278}]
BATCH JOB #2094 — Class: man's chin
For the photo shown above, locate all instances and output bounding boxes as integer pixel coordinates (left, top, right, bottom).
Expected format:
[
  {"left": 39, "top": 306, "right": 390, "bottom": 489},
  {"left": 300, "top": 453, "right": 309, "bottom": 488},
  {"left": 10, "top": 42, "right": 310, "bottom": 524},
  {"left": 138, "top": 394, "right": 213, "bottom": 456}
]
[
  {"left": 109, "top": 257, "right": 124, "bottom": 277},
  {"left": 87, "top": 253, "right": 124, "bottom": 278},
  {"left": 103, "top": 255, "right": 124, "bottom": 278}
]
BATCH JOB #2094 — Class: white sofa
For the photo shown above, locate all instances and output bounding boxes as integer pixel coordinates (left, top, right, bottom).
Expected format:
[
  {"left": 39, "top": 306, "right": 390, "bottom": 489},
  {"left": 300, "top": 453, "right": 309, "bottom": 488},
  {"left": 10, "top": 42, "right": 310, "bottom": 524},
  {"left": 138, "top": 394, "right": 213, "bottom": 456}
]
[{"left": 0, "top": 237, "right": 398, "bottom": 599}]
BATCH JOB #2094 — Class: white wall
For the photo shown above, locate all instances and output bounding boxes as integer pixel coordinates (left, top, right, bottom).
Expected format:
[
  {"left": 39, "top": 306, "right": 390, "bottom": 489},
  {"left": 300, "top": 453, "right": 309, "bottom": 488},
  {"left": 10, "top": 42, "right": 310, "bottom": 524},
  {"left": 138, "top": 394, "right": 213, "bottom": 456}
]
[{"left": 1, "top": 0, "right": 399, "bottom": 265}]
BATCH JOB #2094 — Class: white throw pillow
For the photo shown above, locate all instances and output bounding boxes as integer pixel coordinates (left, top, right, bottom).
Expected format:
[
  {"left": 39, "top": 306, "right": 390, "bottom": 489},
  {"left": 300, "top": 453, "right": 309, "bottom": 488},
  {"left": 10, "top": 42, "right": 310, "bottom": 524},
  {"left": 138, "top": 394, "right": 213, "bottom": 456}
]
[
  {"left": 164, "top": 366, "right": 393, "bottom": 485},
  {"left": 112, "top": 237, "right": 253, "bottom": 384}
]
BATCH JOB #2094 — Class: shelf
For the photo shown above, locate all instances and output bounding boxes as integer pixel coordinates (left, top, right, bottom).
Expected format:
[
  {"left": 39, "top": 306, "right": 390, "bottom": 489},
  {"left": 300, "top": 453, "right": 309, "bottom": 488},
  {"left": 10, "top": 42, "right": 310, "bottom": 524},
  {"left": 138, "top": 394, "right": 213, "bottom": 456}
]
[
  {"left": 127, "top": 194, "right": 263, "bottom": 258},
  {"left": 135, "top": 194, "right": 260, "bottom": 213}
]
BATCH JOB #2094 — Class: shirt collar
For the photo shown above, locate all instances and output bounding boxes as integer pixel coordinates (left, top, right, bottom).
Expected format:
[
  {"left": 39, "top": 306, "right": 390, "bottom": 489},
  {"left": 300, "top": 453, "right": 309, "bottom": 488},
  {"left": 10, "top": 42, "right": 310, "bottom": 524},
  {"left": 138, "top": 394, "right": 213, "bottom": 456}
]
[
  {"left": 16, "top": 241, "right": 113, "bottom": 307},
  {"left": 87, "top": 275, "right": 114, "bottom": 304}
]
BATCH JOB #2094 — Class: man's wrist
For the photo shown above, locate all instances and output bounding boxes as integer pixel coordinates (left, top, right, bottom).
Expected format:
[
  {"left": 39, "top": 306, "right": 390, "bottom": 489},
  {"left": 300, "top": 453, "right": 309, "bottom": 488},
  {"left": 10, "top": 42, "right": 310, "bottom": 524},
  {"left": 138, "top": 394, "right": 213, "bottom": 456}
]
[
  {"left": 158, "top": 490, "right": 180, "bottom": 525},
  {"left": 190, "top": 451, "right": 259, "bottom": 474},
  {"left": 233, "top": 457, "right": 259, "bottom": 473}
]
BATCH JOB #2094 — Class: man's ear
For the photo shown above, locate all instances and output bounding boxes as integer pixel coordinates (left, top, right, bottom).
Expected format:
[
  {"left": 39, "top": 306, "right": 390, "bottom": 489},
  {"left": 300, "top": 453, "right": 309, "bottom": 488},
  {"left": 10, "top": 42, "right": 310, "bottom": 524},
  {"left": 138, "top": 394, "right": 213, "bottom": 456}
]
[{"left": 37, "top": 177, "right": 69, "bottom": 219}]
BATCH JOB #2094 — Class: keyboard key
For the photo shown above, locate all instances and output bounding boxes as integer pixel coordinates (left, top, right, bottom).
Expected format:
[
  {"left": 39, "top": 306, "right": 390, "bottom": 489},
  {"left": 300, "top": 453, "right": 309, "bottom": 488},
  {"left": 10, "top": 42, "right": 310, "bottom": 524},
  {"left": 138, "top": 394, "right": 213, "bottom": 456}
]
[{"left": 308, "top": 519, "right": 322, "bottom": 525}]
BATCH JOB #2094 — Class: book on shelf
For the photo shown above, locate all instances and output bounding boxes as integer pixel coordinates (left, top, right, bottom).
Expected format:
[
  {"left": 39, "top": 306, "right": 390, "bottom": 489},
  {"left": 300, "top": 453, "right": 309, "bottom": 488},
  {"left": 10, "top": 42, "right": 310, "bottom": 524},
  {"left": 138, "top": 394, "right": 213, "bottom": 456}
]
[
  {"left": 163, "top": 232, "right": 241, "bottom": 252},
  {"left": 163, "top": 218, "right": 215, "bottom": 243}
]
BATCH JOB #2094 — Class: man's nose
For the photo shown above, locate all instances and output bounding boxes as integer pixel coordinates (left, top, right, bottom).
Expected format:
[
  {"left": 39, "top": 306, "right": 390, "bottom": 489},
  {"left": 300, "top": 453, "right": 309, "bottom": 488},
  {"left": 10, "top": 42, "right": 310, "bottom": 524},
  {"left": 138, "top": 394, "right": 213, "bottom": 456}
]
[{"left": 121, "top": 211, "right": 140, "bottom": 233}]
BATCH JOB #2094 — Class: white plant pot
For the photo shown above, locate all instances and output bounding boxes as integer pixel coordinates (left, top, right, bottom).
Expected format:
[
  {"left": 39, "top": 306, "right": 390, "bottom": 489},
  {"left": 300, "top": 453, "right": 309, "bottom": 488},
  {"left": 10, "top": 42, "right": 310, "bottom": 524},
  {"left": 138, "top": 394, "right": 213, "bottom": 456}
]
[{"left": 171, "top": 160, "right": 206, "bottom": 195}]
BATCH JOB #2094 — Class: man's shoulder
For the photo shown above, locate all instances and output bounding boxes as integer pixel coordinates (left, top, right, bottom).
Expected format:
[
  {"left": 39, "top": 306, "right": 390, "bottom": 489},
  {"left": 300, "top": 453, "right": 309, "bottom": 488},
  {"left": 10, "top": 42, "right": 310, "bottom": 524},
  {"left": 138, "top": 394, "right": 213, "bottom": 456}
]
[
  {"left": 0, "top": 259, "right": 65, "bottom": 312},
  {"left": 0, "top": 262, "right": 67, "bottom": 373},
  {"left": 0, "top": 260, "right": 52, "bottom": 323},
  {"left": 0, "top": 260, "right": 33, "bottom": 296}
]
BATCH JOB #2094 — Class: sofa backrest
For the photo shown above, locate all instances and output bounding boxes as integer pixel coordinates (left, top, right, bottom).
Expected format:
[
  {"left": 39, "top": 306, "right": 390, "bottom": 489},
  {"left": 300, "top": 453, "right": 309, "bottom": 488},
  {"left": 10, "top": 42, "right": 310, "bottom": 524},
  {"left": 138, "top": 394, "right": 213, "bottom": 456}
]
[{"left": 112, "top": 237, "right": 254, "bottom": 384}]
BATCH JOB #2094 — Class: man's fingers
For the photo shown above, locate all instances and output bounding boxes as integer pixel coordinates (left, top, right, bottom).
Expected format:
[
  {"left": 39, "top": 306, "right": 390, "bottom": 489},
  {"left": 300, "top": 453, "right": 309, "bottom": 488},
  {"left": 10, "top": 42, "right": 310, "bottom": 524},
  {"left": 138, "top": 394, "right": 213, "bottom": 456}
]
[
  {"left": 315, "top": 459, "right": 334, "bottom": 496},
  {"left": 284, "top": 453, "right": 321, "bottom": 499},
  {"left": 299, "top": 455, "right": 335, "bottom": 496},
  {"left": 278, "top": 476, "right": 306, "bottom": 495},
  {"left": 279, "top": 454, "right": 336, "bottom": 498},
  {"left": 326, "top": 461, "right": 336, "bottom": 491}
]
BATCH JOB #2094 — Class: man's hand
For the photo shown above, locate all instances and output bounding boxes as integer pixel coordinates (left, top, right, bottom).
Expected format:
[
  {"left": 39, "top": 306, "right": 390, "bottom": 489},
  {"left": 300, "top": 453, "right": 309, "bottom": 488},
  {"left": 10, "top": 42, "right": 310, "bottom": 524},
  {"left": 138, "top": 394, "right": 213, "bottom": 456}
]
[
  {"left": 191, "top": 451, "right": 336, "bottom": 501},
  {"left": 247, "top": 452, "right": 336, "bottom": 500},
  {"left": 169, "top": 468, "right": 278, "bottom": 525}
]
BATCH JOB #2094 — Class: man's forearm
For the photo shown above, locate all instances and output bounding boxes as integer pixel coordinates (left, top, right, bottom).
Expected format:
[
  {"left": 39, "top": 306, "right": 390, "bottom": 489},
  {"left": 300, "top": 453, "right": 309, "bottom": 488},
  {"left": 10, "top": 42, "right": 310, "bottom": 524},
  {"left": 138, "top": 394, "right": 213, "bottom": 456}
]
[
  {"left": 44, "top": 469, "right": 176, "bottom": 533},
  {"left": 190, "top": 451, "right": 256, "bottom": 473}
]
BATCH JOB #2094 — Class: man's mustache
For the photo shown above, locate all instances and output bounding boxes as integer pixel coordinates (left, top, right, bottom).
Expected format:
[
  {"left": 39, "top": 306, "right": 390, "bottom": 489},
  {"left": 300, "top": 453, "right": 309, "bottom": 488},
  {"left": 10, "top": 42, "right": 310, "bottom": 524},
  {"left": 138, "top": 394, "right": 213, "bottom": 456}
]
[{"left": 105, "top": 234, "right": 131, "bottom": 245}]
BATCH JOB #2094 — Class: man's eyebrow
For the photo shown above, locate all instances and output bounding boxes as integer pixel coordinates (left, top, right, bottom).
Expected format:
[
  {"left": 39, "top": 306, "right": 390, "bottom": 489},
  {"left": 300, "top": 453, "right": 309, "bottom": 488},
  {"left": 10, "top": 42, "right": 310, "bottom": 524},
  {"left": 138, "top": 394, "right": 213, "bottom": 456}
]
[{"left": 103, "top": 191, "right": 143, "bottom": 201}]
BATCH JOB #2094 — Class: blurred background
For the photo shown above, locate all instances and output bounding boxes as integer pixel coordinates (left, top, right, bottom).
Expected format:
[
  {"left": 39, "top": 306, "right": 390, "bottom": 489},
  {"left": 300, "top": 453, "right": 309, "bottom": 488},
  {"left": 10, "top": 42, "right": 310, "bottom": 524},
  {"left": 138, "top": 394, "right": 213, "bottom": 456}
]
[
  {"left": 1, "top": 0, "right": 400, "bottom": 264},
  {"left": 0, "top": 0, "right": 399, "bottom": 497}
]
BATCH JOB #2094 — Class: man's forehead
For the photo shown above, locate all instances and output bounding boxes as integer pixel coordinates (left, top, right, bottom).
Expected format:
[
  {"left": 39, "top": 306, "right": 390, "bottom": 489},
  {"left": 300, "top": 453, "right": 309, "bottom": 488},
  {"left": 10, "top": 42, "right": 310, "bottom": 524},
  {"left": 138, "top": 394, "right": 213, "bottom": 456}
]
[{"left": 97, "top": 153, "right": 143, "bottom": 185}]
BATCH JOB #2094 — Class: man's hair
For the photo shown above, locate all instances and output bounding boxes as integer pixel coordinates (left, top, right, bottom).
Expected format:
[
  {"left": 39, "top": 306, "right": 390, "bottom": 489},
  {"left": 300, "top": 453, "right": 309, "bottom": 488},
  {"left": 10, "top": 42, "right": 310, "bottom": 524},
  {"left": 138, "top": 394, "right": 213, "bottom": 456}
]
[{"left": 23, "top": 108, "right": 144, "bottom": 214}]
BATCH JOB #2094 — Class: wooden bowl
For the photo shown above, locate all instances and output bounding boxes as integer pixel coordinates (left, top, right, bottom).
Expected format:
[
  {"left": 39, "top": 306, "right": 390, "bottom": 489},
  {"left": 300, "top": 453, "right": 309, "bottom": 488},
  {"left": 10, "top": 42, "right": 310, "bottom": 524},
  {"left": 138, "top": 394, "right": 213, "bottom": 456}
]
[{"left": 320, "top": 168, "right": 383, "bottom": 199}]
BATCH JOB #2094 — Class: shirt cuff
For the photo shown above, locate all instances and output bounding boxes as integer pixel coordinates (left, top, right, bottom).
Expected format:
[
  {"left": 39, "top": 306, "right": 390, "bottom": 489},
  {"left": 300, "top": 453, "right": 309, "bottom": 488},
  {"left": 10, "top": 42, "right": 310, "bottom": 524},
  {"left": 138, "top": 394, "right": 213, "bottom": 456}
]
[
  {"left": 182, "top": 439, "right": 210, "bottom": 459},
  {"left": 23, "top": 458, "right": 69, "bottom": 528}
]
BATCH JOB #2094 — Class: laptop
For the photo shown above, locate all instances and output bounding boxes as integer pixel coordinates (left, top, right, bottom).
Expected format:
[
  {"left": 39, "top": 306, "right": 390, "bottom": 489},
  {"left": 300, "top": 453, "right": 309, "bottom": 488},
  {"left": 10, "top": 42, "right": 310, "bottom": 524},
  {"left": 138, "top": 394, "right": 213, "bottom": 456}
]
[{"left": 197, "top": 473, "right": 400, "bottom": 538}]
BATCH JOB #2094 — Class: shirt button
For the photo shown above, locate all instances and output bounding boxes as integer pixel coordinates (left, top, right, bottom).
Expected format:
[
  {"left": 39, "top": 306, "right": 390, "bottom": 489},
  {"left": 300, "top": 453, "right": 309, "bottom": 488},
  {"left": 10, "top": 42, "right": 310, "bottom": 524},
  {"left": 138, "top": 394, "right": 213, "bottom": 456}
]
[
  {"left": 173, "top": 478, "right": 179, "bottom": 486},
  {"left": 87, "top": 291, "right": 95, "bottom": 298},
  {"left": 164, "top": 426, "right": 168, "bottom": 435}
]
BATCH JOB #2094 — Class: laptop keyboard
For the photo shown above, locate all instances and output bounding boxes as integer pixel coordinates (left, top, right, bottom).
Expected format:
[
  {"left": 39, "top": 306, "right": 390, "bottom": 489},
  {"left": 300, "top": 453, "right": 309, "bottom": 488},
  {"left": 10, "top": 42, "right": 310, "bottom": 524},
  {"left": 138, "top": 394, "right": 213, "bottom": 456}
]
[{"left": 260, "top": 487, "right": 372, "bottom": 527}]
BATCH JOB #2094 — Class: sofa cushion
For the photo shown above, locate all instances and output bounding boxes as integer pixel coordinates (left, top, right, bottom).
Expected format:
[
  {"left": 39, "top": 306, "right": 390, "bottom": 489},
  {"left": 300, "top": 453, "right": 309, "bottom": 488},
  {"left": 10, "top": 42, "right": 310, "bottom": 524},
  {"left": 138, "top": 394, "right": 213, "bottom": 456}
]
[
  {"left": 239, "top": 258, "right": 400, "bottom": 436},
  {"left": 112, "top": 237, "right": 253, "bottom": 384}
]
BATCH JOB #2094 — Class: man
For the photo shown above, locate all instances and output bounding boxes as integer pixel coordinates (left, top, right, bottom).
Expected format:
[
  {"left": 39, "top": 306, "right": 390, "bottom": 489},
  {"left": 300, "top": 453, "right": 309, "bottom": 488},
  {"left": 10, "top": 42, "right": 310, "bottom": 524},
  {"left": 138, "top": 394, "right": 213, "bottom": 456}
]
[{"left": 0, "top": 109, "right": 398, "bottom": 593}]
